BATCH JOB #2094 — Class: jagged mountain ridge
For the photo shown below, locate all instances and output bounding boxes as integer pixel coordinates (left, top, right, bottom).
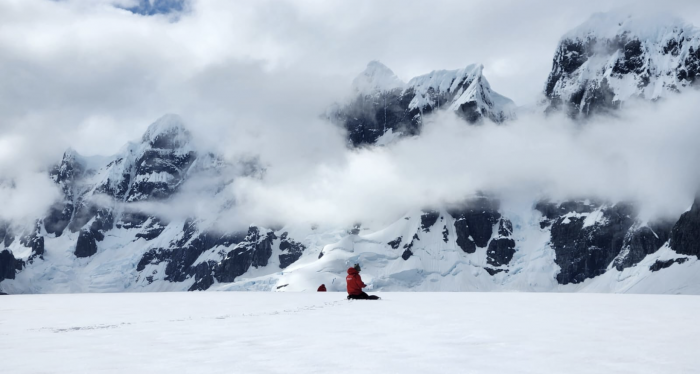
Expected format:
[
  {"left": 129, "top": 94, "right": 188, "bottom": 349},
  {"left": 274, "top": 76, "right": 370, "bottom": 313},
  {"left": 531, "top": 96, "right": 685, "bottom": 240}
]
[
  {"left": 544, "top": 12, "right": 700, "bottom": 117},
  {"left": 332, "top": 61, "right": 516, "bottom": 147}
]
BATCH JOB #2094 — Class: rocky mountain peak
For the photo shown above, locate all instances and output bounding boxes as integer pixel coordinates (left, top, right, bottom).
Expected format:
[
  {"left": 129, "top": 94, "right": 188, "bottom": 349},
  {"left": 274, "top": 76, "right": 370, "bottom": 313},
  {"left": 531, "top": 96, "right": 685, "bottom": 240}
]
[
  {"left": 406, "top": 63, "right": 515, "bottom": 123},
  {"left": 333, "top": 61, "right": 515, "bottom": 147},
  {"left": 141, "top": 114, "right": 191, "bottom": 150},
  {"left": 545, "top": 11, "right": 700, "bottom": 118}
]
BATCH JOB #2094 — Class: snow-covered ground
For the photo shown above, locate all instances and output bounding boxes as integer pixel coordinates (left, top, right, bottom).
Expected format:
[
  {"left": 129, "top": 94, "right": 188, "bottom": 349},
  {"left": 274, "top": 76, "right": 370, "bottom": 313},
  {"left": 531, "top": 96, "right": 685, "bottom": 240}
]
[{"left": 2, "top": 292, "right": 698, "bottom": 373}]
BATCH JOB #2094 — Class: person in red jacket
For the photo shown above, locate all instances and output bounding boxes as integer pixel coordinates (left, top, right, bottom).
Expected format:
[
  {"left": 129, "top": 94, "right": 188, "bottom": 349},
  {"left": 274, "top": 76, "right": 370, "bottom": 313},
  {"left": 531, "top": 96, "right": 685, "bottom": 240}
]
[{"left": 346, "top": 263, "right": 379, "bottom": 300}]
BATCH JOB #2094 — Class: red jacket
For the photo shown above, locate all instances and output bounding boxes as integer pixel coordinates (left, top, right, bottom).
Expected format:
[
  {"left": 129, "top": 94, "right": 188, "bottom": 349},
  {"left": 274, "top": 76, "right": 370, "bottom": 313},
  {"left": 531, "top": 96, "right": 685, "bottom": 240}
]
[
  {"left": 346, "top": 268, "right": 366, "bottom": 295},
  {"left": 317, "top": 284, "right": 327, "bottom": 292}
]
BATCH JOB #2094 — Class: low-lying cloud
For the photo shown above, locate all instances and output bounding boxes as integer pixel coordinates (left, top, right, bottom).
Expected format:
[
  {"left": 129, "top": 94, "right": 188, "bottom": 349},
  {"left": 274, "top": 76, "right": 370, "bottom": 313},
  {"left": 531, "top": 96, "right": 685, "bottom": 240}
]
[
  {"left": 208, "top": 93, "right": 700, "bottom": 230},
  {"left": 1, "top": 0, "right": 700, "bottom": 231}
]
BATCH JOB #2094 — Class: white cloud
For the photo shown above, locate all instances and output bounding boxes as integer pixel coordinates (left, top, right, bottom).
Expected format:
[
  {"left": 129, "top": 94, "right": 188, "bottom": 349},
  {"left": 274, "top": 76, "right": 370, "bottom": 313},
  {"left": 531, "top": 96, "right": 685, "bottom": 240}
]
[
  {"left": 1, "top": 0, "right": 700, "bottom": 227},
  {"left": 214, "top": 92, "right": 700, "bottom": 229}
]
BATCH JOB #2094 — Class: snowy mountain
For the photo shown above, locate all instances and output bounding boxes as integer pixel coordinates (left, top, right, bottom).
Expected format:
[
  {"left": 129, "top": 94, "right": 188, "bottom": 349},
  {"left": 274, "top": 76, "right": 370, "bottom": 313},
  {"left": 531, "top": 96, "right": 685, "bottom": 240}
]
[
  {"left": 2, "top": 152, "right": 699, "bottom": 294},
  {"left": 1, "top": 12, "right": 700, "bottom": 295},
  {"left": 544, "top": 12, "right": 700, "bottom": 117},
  {"left": 332, "top": 61, "right": 516, "bottom": 147},
  {"left": 0, "top": 114, "right": 301, "bottom": 292}
]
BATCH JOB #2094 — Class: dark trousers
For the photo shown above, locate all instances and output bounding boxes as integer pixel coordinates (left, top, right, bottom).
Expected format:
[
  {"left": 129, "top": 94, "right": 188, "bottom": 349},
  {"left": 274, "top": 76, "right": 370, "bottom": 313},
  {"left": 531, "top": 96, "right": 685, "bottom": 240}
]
[{"left": 347, "top": 292, "right": 380, "bottom": 300}]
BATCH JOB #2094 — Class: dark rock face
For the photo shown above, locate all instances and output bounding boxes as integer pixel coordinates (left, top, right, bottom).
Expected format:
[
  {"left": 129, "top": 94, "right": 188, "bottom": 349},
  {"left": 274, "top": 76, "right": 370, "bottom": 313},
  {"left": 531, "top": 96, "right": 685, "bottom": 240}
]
[
  {"left": 452, "top": 218, "right": 475, "bottom": 253},
  {"left": 335, "top": 89, "right": 417, "bottom": 147},
  {"left": 670, "top": 199, "right": 700, "bottom": 257},
  {"left": 214, "top": 227, "right": 277, "bottom": 283},
  {"left": 542, "top": 202, "right": 635, "bottom": 284},
  {"left": 278, "top": 232, "right": 306, "bottom": 269},
  {"left": 487, "top": 238, "right": 516, "bottom": 267},
  {"left": 401, "top": 235, "right": 419, "bottom": 260},
  {"left": 484, "top": 268, "right": 506, "bottom": 276},
  {"left": 136, "top": 223, "right": 294, "bottom": 291},
  {"left": 165, "top": 221, "right": 245, "bottom": 285},
  {"left": 0, "top": 249, "right": 23, "bottom": 282},
  {"left": 387, "top": 237, "right": 402, "bottom": 249},
  {"left": 545, "top": 38, "right": 597, "bottom": 117},
  {"left": 449, "top": 197, "right": 501, "bottom": 253},
  {"left": 613, "top": 221, "right": 674, "bottom": 271},
  {"left": 136, "top": 249, "right": 169, "bottom": 272},
  {"left": 73, "top": 209, "right": 110, "bottom": 259},
  {"left": 75, "top": 230, "right": 99, "bottom": 258},
  {"left": 649, "top": 257, "right": 689, "bottom": 272},
  {"left": 612, "top": 39, "right": 646, "bottom": 76},
  {"left": 420, "top": 211, "right": 440, "bottom": 232}
]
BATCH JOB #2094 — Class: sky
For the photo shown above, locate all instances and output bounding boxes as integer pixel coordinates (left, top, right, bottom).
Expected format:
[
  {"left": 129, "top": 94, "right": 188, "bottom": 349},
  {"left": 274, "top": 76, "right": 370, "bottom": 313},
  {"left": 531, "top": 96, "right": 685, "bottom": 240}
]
[{"left": 1, "top": 0, "right": 700, "bottom": 227}]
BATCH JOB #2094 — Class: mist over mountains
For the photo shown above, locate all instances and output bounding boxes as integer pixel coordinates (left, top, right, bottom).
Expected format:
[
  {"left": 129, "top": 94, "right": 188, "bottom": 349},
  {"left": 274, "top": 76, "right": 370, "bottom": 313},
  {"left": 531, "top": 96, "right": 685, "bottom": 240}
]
[{"left": 1, "top": 5, "right": 700, "bottom": 294}]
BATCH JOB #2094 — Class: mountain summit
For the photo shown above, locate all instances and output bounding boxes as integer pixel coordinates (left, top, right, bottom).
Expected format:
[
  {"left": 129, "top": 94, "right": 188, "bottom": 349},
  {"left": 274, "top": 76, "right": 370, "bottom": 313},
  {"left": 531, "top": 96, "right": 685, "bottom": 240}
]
[
  {"left": 545, "top": 11, "right": 700, "bottom": 117},
  {"left": 351, "top": 60, "right": 405, "bottom": 95},
  {"left": 333, "top": 61, "right": 515, "bottom": 147}
]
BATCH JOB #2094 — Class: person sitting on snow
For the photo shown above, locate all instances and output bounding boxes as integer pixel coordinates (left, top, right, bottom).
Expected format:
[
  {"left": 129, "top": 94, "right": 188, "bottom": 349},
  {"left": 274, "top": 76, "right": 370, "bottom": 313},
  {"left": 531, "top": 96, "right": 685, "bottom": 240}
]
[{"left": 346, "top": 263, "right": 379, "bottom": 300}]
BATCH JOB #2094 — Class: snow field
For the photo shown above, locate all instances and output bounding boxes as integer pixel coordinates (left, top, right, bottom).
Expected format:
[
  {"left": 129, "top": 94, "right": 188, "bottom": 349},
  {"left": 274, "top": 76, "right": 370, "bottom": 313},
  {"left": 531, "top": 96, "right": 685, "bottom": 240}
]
[{"left": 2, "top": 292, "right": 699, "bottom": 374}]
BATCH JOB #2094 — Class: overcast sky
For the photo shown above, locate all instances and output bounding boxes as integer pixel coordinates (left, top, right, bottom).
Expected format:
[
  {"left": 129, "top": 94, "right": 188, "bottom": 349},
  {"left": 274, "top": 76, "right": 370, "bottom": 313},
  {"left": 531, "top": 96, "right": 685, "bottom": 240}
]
[
  {"left": 1, "top": 0, "right": 700, "bottom": 227},
  {"left": 1, "top": 0, "right": 700, "bottom": 158}
]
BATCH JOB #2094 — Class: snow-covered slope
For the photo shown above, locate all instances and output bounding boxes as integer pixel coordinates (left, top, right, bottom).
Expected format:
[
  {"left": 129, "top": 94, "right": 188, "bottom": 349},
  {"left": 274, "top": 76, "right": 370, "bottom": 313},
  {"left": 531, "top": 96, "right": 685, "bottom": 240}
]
[
  {"left": 209, "top": 198, "right": 700, "bottom": 294},
  {"left": 4, "top": 292, "right": 700, "bottom": 374},
  {"left": 333, "top": 61, "right": 516, "bottom": 147},
  {"left": 2, "top": 165, "right": 699, "bottom": 294},
  {"left": 545, "top": 12, "right": 700, "bottom": 117},
  {"left": 406, "top": 63, "right": 515, "bottom": 123}
]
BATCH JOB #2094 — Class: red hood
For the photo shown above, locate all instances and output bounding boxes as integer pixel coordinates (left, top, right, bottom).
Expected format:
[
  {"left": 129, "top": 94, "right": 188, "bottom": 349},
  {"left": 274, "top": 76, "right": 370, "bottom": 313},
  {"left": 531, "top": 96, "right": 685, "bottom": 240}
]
[{"left": 347, "top": 268, "right": 359, "bottom": 275}]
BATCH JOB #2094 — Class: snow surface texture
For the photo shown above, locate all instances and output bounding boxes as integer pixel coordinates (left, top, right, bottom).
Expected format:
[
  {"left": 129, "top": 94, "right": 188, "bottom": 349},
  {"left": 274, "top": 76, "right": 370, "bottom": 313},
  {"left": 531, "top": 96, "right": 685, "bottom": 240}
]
[
  {"left": 2, "top": 292, "right": 699, "bottom": 374},
  {"left": 545, "top": 11, "right": 700, "bottom": 117}
]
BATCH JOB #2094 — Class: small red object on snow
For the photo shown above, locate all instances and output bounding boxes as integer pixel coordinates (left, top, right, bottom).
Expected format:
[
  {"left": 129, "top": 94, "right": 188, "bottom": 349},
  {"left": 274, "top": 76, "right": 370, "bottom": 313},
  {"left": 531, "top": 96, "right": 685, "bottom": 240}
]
[{"left": 317, "top": 284, "right": 327, "bottom": 292}]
